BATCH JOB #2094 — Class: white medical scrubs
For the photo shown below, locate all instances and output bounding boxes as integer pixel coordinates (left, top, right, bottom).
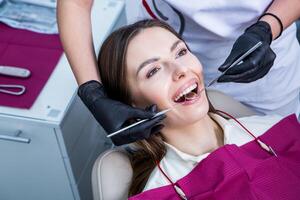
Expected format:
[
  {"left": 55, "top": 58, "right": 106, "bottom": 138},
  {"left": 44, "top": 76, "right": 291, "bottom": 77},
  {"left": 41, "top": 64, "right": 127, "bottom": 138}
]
[{"left": 125, "top": 0, "right": 300, "bottom": 117}]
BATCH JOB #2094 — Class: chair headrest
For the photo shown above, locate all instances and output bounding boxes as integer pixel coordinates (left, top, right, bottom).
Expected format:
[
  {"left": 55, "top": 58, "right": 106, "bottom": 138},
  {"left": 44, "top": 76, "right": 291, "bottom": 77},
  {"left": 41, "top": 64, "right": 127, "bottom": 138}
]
[{"left": 92, "top": 148, "right": 133, "bottom": 200}]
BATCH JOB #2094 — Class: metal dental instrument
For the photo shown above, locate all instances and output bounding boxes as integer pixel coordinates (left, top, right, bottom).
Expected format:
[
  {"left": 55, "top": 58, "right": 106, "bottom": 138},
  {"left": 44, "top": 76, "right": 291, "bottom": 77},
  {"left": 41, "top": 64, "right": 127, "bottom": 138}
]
[
  {"left": 107, "top": 88, "right": 205, "bottom": 138},
  {"left": 0, "top": 66, "right": 31, "bottom": 78},
  {"left": 206, "top": 41, "right": 263, "bottom": 87},
  {"left": 107, "top": 107, "right": 173, "bottom": 138},
  {"left": 0, "top": 84, "right": 26, "bottom": 95}
]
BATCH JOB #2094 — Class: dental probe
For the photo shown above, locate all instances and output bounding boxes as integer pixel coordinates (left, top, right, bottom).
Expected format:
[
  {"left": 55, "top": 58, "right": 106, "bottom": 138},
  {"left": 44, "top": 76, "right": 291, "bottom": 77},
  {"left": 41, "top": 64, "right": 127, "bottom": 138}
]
[
  {"left": 107, "top": 88, "right": 205, "bottom": 138},
  {"left": 107, "top": 108, "right": 171, "bottom": 138},
  {"left": 107, "top": 104, "right": 180, "bottom": 138},
  {"left": 206, "top": 41, "right": 262, "bottom": 88}
]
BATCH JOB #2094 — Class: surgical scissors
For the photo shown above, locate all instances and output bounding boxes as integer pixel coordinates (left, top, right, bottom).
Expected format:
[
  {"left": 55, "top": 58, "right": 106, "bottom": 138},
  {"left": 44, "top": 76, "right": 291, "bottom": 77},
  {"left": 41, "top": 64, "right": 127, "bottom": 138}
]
[{"left": 0, "top": 84, "right": 26, "bottom": 95}]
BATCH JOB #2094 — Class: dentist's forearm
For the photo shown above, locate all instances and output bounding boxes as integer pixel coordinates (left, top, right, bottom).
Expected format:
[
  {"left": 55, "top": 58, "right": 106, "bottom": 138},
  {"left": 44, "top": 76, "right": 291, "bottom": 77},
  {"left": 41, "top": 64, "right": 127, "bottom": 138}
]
[
  {"left": 57, "top": 0, "right": 100, "bottom": 85},
  {"left": 259, "top": 0, "right": 300, "bottom": 40}
]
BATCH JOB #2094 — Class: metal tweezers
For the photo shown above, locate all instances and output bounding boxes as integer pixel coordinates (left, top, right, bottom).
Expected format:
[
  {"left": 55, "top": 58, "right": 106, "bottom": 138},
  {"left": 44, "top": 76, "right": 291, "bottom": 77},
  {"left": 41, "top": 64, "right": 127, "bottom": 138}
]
[{"left": 0, "top": 84, "right": 26, "bottom": 95}]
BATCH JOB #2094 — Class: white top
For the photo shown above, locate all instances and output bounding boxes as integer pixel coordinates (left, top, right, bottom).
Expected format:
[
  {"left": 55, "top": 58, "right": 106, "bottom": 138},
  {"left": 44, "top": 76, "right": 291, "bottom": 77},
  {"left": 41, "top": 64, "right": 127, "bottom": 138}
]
[
  {"left": 143, "top": 113, "right": 282, "bottom": 191},
  {"left": 125, "top": 0, "right": 300, "bottom": 116}
]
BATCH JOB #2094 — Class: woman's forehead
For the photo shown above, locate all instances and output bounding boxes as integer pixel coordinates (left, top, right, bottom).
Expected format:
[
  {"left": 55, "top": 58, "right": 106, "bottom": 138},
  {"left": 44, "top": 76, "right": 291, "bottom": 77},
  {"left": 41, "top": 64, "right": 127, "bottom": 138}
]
[
  {"left": 129, "top": 27, "right": 179, "bottom": 51},
  {"left": 126, "top": 27, "right": 179, "bottom": 67}
]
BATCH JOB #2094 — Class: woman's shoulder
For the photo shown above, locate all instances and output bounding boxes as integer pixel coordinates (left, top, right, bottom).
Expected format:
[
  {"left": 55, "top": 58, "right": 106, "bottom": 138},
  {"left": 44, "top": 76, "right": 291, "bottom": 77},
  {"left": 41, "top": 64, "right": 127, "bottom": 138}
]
[
  {"left": 234, "top": 114, "right": 283, "bottom": 130},
  {"left": 142, "top": 152, "right": 195, "bottom": 192},
  {"left": 225, "top": 114, "right": 283, "bottom": 146}
]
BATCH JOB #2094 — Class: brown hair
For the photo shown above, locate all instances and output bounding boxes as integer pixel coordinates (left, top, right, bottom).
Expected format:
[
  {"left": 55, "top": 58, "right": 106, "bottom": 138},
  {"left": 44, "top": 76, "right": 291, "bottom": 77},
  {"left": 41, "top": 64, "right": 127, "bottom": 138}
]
[{"left": 97, "top": 19, "right": 216, "bottom": 196}]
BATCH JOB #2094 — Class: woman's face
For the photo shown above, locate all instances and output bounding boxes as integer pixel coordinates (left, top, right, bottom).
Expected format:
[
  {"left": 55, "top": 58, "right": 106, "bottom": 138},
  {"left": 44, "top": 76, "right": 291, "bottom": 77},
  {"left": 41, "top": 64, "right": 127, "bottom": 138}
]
[{"left": 126, "top": 27, "right": 209, "bottom": 127}]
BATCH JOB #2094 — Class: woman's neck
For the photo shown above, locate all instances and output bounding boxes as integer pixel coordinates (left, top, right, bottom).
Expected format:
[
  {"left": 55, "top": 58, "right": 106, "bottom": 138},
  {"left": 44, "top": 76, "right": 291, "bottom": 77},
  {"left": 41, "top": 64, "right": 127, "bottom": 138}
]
[{"left": 162, "top": 114, "right": 223, "bottom": 156}]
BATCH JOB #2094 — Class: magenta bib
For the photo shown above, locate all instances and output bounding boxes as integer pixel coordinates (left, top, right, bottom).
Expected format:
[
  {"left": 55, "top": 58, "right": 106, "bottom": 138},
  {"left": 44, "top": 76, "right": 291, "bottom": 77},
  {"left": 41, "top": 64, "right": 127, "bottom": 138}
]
[{"left": 129, "top": 115, "right": 300, "bottom": 200}]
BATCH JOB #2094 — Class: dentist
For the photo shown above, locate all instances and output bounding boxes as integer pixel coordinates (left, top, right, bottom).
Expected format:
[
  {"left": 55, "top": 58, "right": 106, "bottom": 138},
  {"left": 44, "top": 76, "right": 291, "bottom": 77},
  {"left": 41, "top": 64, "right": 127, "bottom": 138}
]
[{"left": 57, "top": 0, "right": 300, "bottom": 145}]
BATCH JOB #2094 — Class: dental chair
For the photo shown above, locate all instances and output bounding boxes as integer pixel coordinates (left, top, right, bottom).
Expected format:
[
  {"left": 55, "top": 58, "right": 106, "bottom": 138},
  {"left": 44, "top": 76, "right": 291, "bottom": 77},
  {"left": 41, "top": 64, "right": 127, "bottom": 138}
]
[{"left": 91, "top": 89, "right": 257, "bottom": 200}]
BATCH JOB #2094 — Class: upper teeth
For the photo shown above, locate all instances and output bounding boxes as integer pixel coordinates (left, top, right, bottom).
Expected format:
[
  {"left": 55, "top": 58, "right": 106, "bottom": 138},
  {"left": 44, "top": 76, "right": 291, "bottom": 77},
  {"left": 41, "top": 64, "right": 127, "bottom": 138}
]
[{"left": 174, "top": 83, "right": 197, "bottom": 101}]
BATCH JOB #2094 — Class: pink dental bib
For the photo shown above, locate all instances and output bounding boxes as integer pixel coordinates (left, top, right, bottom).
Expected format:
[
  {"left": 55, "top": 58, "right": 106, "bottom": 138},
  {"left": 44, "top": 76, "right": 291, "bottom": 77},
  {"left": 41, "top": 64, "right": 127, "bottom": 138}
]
[{"left": 129, "top": 114, "right": 300, "bottom": 200}]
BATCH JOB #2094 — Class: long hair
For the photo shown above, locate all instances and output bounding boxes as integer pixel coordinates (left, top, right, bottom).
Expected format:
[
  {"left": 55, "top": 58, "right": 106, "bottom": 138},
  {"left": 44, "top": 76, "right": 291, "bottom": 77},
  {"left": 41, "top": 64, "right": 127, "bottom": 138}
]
[{"left": 97, "top": 19, "right": 216, "bottom": 196}]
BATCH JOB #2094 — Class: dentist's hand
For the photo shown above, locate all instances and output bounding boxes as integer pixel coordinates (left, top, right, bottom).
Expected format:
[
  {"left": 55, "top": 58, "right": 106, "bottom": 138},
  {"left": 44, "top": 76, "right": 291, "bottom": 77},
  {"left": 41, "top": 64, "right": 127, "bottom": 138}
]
[
  {"left": 78, "top": 80, "right": 165, "bottom": 146},
  {"left": 218, "top": 21, "right": 276, "bottom": 83}
]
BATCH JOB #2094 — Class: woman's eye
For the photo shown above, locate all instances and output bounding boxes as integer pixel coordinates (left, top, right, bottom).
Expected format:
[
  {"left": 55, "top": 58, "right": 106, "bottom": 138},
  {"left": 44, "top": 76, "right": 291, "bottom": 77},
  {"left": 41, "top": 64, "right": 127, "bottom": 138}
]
[
  {"left": 176, "top": 48, "right": 187, "bottom": 58},
  {"left": 146, "top": 67, "right": 160, "bottom": 78}
]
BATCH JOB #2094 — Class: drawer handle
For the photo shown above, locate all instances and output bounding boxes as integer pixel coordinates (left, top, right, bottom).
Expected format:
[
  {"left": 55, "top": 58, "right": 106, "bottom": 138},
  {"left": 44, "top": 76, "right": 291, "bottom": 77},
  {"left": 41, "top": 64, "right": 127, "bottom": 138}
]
[{"left": 0, "top": 131, "right": 31, "bottom": 144}]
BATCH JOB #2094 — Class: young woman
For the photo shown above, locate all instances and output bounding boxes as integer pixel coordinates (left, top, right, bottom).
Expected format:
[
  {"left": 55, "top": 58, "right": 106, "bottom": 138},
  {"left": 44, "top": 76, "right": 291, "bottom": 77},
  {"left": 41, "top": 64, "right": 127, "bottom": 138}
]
[{"left": 97, "top": 20, "right": 300, "bottom": 199}]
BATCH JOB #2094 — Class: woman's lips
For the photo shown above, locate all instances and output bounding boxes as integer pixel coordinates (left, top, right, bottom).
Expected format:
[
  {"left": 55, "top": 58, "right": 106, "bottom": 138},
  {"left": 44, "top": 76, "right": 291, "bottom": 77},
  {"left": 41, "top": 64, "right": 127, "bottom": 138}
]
[
  {"left": 172, "top": 78, "right": 199, "bottom": 102},
  {"left": 179, "top": 86, "right": 204, "bottom": 105}
]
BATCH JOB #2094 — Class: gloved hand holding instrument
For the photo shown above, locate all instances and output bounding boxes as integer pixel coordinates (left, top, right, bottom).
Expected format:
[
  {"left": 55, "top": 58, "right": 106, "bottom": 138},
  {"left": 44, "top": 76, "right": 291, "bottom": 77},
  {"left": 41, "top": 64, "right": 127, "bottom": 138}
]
[
  {"left": 207, "top": 41, "right": 263, "bottom": 87},
  {"left": 217, "top": 13, "right": 283, "bottom": 83},
  {"left": 78, "top": 80, "right": 166, "bottom": 146}
]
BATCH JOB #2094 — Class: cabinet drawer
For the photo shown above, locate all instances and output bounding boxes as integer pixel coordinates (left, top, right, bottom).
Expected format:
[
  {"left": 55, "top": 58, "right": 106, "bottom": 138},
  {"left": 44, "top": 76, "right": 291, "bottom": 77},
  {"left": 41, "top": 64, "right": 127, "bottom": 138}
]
[{"left": 0, "top": 118, "right": 74, "bottom": 200}]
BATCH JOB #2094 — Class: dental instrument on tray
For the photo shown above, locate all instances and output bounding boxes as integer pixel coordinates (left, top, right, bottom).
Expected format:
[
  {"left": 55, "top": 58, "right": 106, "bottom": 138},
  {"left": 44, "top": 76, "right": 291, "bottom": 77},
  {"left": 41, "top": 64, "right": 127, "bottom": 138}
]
[
  {"left": 0, "top": 66, "right": 31, "bottom": 78},
  {"left": 0, "top": 84, "right": 26, "bottom": 95},
  {"left": 206, "top": 41, "right": 263, "bottom": 87}
]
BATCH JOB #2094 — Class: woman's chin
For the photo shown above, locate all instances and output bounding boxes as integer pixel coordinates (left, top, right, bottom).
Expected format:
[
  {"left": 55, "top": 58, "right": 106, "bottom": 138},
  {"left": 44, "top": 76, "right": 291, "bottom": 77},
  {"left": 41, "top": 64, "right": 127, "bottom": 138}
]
[{"left": 165, "top": 102, "right": 209, "bottom": 127}]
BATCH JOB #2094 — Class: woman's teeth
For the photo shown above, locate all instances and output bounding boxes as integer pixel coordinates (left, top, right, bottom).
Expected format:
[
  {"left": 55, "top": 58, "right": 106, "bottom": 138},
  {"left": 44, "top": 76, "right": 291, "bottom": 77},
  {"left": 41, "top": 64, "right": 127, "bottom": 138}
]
[
  {"left": 174, "top": 83, "right": 198, "bottom": 102},
  {"left": 185, "top": 91, "right": 198, "bottom": 100}
]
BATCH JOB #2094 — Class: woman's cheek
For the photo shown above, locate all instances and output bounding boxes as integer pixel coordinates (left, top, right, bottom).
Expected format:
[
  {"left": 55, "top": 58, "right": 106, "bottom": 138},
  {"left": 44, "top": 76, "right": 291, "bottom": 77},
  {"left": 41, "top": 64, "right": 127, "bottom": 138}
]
[
  {"left": 186, "top": 53, "right": 203, "bottom": 68},
  {"left": 141, "top": 87, "right": 168, "bottom": 108}
]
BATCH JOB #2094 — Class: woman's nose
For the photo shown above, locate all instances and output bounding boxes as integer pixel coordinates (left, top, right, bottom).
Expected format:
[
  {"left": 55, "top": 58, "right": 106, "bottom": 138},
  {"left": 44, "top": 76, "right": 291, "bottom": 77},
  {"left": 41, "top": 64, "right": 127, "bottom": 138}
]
[{"left": 171, "top": 62, "right": 188, "bottom": 81}]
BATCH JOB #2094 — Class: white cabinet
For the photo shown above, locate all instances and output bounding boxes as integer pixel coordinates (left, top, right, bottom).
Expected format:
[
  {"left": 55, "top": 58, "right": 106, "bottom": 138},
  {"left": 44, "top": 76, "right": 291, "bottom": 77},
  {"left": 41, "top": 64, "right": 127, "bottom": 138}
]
[
  {"left": 0, "top": 1, "right": 126, "bottom": 199},
  {"left": 0, "top": 97, "right": 113, "bottom": 200},
  {"left": 0, "top": 118, "right": 75, "bottom": 200}
]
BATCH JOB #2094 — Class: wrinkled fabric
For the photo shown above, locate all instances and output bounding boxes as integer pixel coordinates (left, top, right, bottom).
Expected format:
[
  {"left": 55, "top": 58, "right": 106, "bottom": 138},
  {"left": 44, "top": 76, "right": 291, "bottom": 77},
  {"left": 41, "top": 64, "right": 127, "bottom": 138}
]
[
  {"left": 130, "top": 114, "right": 300, "bottom": 200},
  {"left": 0, "top": 0, "right": 57, "bottom": 34},
  {"left": 143, "top": 114, "right": 282, "bottom": 191},
  {"left": 0, "top": 23, "right": 62, "bottom": 108}
]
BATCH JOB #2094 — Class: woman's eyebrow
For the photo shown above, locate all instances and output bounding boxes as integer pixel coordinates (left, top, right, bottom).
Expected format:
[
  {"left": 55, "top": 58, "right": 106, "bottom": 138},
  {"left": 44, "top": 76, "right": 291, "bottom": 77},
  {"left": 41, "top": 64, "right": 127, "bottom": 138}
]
[
  {"left": 136, "top": 57, "right": 160, "bottom": 76},
  {"left": 170, "top": 40, "right": 182, "bottom": 52},
  {"left": 136, "top": 40, "right": 183, "bottom": 76}
]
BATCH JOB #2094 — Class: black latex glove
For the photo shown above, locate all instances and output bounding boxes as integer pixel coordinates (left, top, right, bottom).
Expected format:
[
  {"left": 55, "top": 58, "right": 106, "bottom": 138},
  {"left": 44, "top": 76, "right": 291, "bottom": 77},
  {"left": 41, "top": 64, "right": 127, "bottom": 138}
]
[
  {"left": 218, "top": 21, "right": 276, "bottom": 83},
  {"left": 111, "top": 104, "right": 165, "bottom": 145},
  {"left": 78, "top": 80, "right": 165, "bottom": 146}
]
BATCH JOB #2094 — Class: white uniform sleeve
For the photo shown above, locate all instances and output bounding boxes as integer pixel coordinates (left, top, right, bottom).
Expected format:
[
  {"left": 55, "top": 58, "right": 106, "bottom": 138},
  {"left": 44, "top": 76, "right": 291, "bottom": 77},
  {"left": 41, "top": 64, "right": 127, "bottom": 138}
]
[{"left": 125, "top": 0, "right": 151, "bottom": 24}]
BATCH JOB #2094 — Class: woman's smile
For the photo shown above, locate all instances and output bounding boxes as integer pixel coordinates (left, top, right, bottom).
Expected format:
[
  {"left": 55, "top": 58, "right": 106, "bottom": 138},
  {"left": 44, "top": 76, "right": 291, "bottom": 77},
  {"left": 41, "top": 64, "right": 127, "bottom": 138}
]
[{"left": 172, "top": 77, "right": 205, "bottom": 106}]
